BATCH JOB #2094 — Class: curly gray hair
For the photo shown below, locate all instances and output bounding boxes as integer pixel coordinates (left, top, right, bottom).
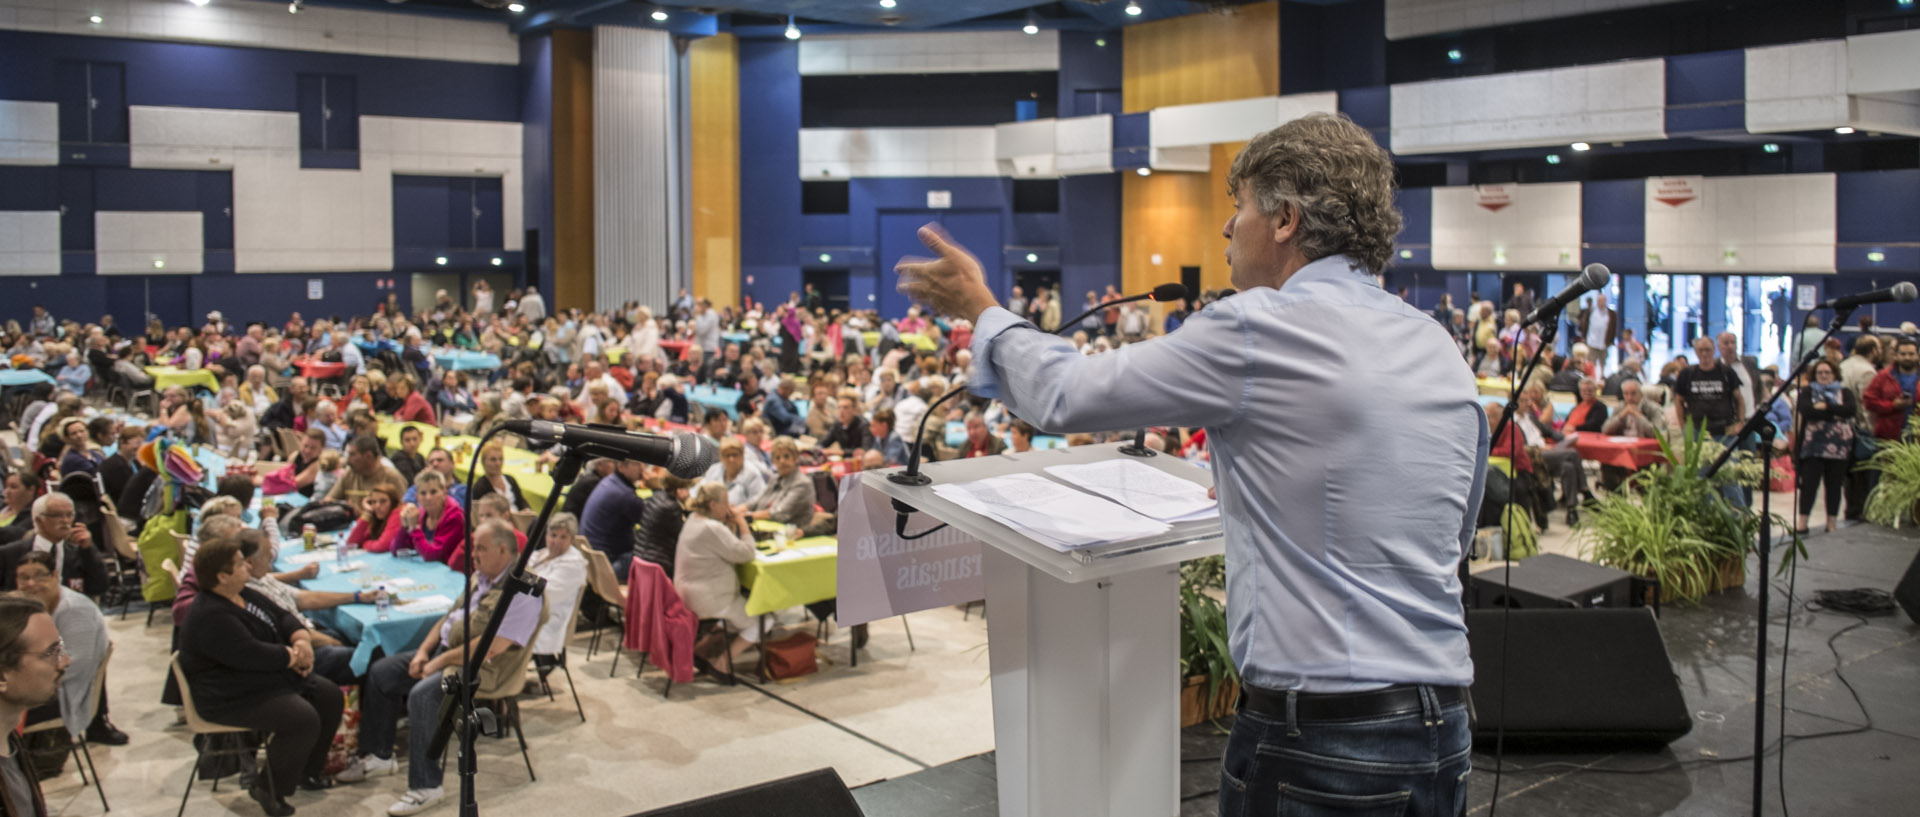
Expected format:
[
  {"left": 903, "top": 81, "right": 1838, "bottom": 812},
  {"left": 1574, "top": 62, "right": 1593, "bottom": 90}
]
[{"left": 1226, "top": 112, "right": 1403, "bottom": 275}]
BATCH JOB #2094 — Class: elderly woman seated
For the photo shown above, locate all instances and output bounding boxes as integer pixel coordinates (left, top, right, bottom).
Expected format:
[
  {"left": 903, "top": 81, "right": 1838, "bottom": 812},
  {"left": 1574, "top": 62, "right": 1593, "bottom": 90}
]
[
  {"left": 178, "top": 536, "right": 344, "bottom": 815},
  {"left": 675, "top": 480, "right": 762, "bottom": 663}
]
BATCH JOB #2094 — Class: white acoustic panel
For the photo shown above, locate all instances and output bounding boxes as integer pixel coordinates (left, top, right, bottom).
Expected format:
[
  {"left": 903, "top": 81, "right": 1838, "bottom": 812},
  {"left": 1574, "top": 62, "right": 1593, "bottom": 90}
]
[
  {"left": 1148, "top": 93, "right": 1338, "bottom": 149},
  {"left": 799, "top": 127, "right": 1000, "bottom": 179},
  {"left": 1391, "top": 59, "right": 1666, "bottom": 153},
  {"left": 798, "top": 31, "right": 1057, "bottom": 75},
  {"left": 95, "top": 211, "right": 203, "bottom": 274},
  {"left": 1846, "top": 29, "right": 1920, "bottom": 95},
  {"left": 995, "top": 119, "right": 1056, "bottom": 178},
  {"left": 1431, "top": 182, "right": 1582, "bottom": 271},
  {"left": 0, "top": 101, "right": 57, "bottom": 166},
  {"left": 0, "top": 211, "right": 60, "bottom": 276},
  {"left": 1644, "top": 174, "right": 1835, "bottom": 274},
  {"left": 1385, "top": 0, "right": 1688, "bottom": 40},
  {"left": 129, "top": 106, "right": 299, "bottom": 169},
  {"left": 1745, "top": 41, "right": 1849, "bottom": 133},
  {"left": 0, "top": 0, "right": 517, "bottom": 64},
  {"left": 1054, "top": 114, "right": 1112, "bottom": 176},
  {"left": 595, "top": 25, "right": 679, "bottom": 313},
  {"left": 231, "top": 150, "right": 392, "bottom": 273},
  {"left": 363, "top": 116, "right": 523, "bottom": 250}
]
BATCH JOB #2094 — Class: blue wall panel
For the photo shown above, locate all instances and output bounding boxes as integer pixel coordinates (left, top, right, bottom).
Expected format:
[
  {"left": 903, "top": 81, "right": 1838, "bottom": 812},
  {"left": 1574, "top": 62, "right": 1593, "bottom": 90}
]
[
  {"left": 1340, "top": 86, "right": 1391, "bottom": 147},
  {"left": 0, "top": 31, "right": 519, "bottom": 121},
  {"left": 1665, "top": 50, "right": 1744, "bottom": 135},
  {"left": 1111, "top": 112, "right": 1149, "bottom": 169},
  {"left": 1060, "top": 173, "right": 1120, "bottom": 305},
  {"left": 1393, "top": 187, "right": 1430, "bottom": 246},
  {"left": 0, "top": 167, "right": 60, "bottom": 210},
  {"left": 1057, "top": 30, "right": 1122, "bottom": 118},
  {"left": 1837, "top": 170, "right": 1920, "bottom": 244},
  {"left": 738, "top": 38, "right": 803, "bottom": 309},
  {"left": 519, "top": 34, "right": 554, "bottom": 303}
]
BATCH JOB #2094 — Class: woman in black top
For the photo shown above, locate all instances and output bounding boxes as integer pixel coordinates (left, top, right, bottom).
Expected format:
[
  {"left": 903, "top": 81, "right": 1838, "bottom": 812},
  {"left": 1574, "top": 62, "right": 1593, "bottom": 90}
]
[
  {"left": 178, "top": 538, "right": 343, "bottom": 816},
  {"left": 468, "top": 442, "right": 527, "bottom": 511},
  {"left": 1794, "top": 358, "right": 1856, "bottom": 535},
  {"left": 633, "top": 476, "right": 696, "bottom": 578}
]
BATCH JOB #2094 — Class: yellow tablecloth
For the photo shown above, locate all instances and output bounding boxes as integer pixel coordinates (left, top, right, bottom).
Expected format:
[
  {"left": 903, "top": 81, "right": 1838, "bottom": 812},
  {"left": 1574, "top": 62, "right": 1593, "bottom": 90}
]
[
  {"left": 376, "top": 420, "right": 656, "bottom": 510},
  {"left": 738, "top": 534, "right": 837, "bottom": 617},
  {"left": 605, "top": 346, "right": 627, "bottom": 364},
  {"left": 1476, "top": 376, "right": 1514, "bottom": 396},
  {"left": 859, "top": 331, "right": 937, "bottom": 352},
  {"left": 147, "top": 366, "right": 220, "bottom": 392}
]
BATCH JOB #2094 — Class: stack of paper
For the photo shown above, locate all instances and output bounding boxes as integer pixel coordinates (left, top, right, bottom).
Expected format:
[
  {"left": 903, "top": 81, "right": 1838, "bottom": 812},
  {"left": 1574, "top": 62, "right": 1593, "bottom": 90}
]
[
  {"left": 933, "top": 473, "right": 1171, "bottom": 551},
  {"left": 1043, "top": 460, "right": 1219, "bottom": 522},
  {"left": 395, "top": 594, "right": 454, "bottom": 615}
]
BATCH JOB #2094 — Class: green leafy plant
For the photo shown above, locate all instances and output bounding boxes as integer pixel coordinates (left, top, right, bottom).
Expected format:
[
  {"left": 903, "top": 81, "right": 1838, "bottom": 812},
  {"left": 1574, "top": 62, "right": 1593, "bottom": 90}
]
[
  {"left": 1178, "top": 555, "right": 1237, "bottom": 711},
  {"left": 1500, "top": 503, "right": 1538, "bottom": 559},
  {"left": 1573, "top": 420, "right": 1800, "bottom": 603},
  {"left": 1859, "top": 438, "right": 1920, "bottom": 527}
]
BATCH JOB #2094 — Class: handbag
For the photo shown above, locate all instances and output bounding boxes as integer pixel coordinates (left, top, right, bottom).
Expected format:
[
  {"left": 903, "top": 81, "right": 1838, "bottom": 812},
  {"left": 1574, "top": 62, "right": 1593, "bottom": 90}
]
[
  {"left": 1853, "top": 428, "right": 1879, "bottom": 461},
  {"left": 761, "top": 632, "right": 819, "bottom": 681}
]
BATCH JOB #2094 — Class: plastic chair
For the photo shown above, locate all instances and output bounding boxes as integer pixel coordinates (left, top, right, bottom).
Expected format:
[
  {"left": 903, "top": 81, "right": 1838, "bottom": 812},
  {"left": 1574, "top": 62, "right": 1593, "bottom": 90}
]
[
  {"left": 22, "top": 643, "right": 113, "bottom": 811},
  {"left": 578, "top": 547, "right": 627, "bottom": 661},
  {"left": 169, "top": 653, "right": 274, "bottom": 817},
  {"left": 531, "top": 584, "right": 589, "bottom": 723},
  {"left": 471, "top": 601, "right": 547, "bottom": 783}
]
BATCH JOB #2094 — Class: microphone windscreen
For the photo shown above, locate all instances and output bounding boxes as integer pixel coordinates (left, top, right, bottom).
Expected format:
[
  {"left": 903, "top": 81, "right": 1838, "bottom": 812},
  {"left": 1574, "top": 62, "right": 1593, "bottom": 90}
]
[
  {"left": 1895, "top": 282, "right": 1918, "bottom": 303},
  {"left": 667, "top": 432, "right": 718, "bottom": 479},
  {"left": 1151, "top": 283, "right": 1189, "bottom": 302},
  {"left": 1580, "top": 263, "right": 1611, "bottom": 289}
]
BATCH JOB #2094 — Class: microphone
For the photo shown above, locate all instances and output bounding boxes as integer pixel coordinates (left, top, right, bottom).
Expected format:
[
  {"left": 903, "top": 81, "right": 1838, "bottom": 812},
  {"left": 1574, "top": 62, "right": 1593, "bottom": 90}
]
[
  {"left": 1814, "top": 282, "right": 1918, "bottom": 310},
  {"left": 500, "top": 420, "right": 716, "bottom": 478},
  {"left": 1052, "top": 283, "right": 1188, "bottom": 337},
  {"left": 1523, "top": 263, "right": 1610, "bottom": 326}
]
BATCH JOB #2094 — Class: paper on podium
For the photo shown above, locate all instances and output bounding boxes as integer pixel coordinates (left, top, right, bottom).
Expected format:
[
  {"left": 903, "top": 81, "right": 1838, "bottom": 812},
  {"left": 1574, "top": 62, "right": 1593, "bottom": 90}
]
[
  {"left": 932, "top": 472, "right": 1171, "bottom": 551},
  {"left": 1043, "top": 459, "right": 1219, "bottom": 522}
]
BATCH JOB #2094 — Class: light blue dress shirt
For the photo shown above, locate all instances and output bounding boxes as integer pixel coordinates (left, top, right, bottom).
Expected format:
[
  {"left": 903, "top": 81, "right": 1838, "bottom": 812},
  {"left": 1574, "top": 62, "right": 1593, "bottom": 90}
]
[{"left": 968, "top": 255, "right": 1488, "bottom": 691}]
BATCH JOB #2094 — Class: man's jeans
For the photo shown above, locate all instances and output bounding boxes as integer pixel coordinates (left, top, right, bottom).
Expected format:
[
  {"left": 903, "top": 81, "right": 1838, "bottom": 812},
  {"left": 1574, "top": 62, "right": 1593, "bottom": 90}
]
[
  {"left": 1218, "top": 688, "right": 1470, "bottom": 817},
  {"left": 362, "top": 651, "right": 450, "bottom": 790}
]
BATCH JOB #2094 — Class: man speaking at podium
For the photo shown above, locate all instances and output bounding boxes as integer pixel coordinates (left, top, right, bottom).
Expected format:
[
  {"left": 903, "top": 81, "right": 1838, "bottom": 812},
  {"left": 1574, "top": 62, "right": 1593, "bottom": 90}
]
[{"left": 897, "top": 112, "right": 1487, "bottom": 816}]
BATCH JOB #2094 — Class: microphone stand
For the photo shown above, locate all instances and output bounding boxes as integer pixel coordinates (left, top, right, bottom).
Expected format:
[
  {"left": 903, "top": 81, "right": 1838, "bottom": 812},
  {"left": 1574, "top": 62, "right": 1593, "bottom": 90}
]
[
  {"left": 430, "top": 432, "right": 568, "bottom": 817},
  {"left": 1698, "top": 306, "right": 1844, "bottom": 817}
]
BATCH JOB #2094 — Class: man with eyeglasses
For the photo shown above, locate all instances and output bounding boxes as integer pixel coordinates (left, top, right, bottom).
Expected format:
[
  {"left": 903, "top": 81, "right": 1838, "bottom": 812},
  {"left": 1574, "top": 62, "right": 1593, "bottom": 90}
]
[
  {"left": 0, "top": 494, "right": 109, "bottom": 600},
  {"left": 0, "top": 594, "right": 71, "bottom": 816},
  {"left": 14, "top": 551, "right": 125, "bottom": 755}
]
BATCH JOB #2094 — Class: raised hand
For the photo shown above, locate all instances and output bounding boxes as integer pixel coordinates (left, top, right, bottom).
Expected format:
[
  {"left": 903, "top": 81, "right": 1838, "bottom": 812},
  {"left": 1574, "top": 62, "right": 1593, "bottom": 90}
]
[{"left": 895, "top": 224, "right": 1000, "bottom": 322}]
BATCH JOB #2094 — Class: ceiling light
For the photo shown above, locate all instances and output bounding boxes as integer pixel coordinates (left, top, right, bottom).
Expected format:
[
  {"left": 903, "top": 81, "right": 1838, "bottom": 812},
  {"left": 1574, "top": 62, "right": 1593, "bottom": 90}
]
[
  {"left": 89, "top": 14, "right": 103, "bottom": 23},
  {"left": 1026, "top": 253, "right": 1039, "bottom": 263},
  {"left": 286, "top": 1, "right": 299, "bottom": 14},
  {"left": 1023, "top": 20, "right": 1039, "bottom": 35},
  {"left": 785, "top": 16, "right": 801, "bottom": 39},
  {"left": 152, "top": 258, "right": 165, "bottom": 269},
  {"left": 1446, "top": 48, "right": 1462, "bottom": 62},
  {"left": 880, "top": 0, "right": 896, "bottom": 7},
  {"left": 1125, "top": 2, "right": 1142, "bottom": 16},
  {"left": 1570, "top": 142, "right": 1591, "bottom": 151},
  {"left": 491, "top": 257, "right": 503, "bottom": 266},
  {"left": 819, "top": 253, "right": 832, "bottom": 263},
  {"left": 508, "top": 3, "right": 525, "bottom": 12},
  {"left": 1834, "top": 126, "right": 1855, "bottom": 134},
  {"left": 651, "top": 9, "right": 668, "bottom": 21},
  {"left": 1762, "top": 143, "right": 1780, "bottom": 153},
  {"left": 1545, "top": 154, "right": 1561, "bottom": 164},
  {"left": 1095, "top": 38, "right": 1106, "bottom": 47},
  {"left": 1399, "top": 250, "right": 1414, "bottom": 259},
  {"left": 1868, "top": 251, "right": 1887, "bottom": 263},
  {"left": 1136, "top": 167, "right": 1151, "bottom": 176},
  {"left": 189, "top": 0, "right": 210, "bottom": 7},
  {"left": 435, "top": 256, "right": 448, "bottom": 266}
]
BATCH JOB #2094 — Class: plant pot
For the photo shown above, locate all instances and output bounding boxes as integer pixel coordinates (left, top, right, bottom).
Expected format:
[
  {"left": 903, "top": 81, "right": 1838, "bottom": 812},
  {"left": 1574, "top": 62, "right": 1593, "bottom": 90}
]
[
  {"left": 1180, "top": 674, "right": 1239, "bottom": 727},
  {"left": 1711, "top": 555, "right": 1746, "bottom": 593}
]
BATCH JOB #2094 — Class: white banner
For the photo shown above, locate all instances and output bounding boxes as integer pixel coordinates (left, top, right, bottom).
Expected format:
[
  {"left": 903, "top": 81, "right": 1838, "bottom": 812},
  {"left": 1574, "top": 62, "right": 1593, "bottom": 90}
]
[{"left": 835, "top": 477, "right": 986, "bottom": 627}]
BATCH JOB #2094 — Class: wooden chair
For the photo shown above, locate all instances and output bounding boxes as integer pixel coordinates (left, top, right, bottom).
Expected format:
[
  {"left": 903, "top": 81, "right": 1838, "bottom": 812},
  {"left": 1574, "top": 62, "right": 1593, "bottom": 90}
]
[
  {"left": 170, "top": 653, "right": 273, "bottom": 817},
  {"left": 22, "top": 643, "right": 113, "bottom": 812},
  {"left": 274, "top": 428, "right": 303, "bottom": 462}
]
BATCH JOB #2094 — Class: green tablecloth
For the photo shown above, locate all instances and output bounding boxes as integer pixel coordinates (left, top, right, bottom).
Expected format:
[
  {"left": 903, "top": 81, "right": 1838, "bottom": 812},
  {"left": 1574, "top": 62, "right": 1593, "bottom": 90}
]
[
  {"left": 276, "top": 540, "right": 462, "bottom": 676},
  {"left": 146, "top": 366, "right": 220, "bottom": 392},
  {"left": 738, "top": 535, "right": 838, "bottom": 617}
]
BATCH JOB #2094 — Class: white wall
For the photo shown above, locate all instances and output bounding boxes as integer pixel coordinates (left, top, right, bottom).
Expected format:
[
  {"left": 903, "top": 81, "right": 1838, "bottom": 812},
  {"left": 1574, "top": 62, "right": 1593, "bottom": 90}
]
[
  {"left": 95, "top": 211, "right": 202, "bottom": 274},
  {"left": 799, "top": 127, "right": 1000, "bottom": 179},
  {"left": 995, "top": 119, "right": 1057, "bottom": 178},
  {"left": 1054, "top": 115, "right": 1112, "bottom": 176},
  {"left": 0, "top": 211, "right": 60, "bottom": 277},
  {"left": 1745, "top": 41, "right": 1849, "bottom": 134},
  {"left": 1384, "top": 0, "right": 1688, "bottom": 41},
  {"left": 798, "top": 31, "right": 1057, "bottom": 75},
  {"left": 1643, "top": 174, "right": 1835, "bottom": 274},
  {"left": 1148, "top": 93, "right": 1338, "bottom": 149},
  {"left": 1391, "top": 59, "right": 1666, "bottom": 154},
  {"left": 1431, "top": 182, "right": 1583, "bottom": 271},
  {"left": 0, "top": 0, "right": 517, "bottom": 64},
  {"left": 0, "top": 100, "right": 56, "bottom": 166}
]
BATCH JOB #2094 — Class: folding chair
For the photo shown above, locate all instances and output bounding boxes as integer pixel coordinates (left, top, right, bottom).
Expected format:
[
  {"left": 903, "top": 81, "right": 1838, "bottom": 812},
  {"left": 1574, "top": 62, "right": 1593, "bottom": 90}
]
[
  {"left": 22, "top": 644, "right": 113, "bottom": 811},
  {"left": 170, "top": 653, "right": 274, "bottom": 817}
]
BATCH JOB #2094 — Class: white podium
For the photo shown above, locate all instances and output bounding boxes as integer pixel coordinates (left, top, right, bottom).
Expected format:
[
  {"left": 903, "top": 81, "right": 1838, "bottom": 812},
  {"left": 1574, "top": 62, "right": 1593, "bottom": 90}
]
[{"left": 865, "top": 443, "right": 1225, "bottom": 817}]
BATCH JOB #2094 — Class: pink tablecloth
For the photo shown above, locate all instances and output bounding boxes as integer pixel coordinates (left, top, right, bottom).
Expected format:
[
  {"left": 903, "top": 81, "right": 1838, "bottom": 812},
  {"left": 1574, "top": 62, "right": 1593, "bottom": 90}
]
[
  {"left": 294, "top": 358, "right": 348, "bottom": 379},
  {"left": 659, "top": 340, "right": 691, "bottom": 360},
  {"left": 1574, "top": 434, "right": 1665, "bottom": 469}
]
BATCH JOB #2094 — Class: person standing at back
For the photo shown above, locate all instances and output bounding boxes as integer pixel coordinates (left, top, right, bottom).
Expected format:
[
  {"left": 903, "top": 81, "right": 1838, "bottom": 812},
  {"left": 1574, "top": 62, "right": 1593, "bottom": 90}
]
[{"left": 898, "top": 112, "right": 1484, "bottom": 817}]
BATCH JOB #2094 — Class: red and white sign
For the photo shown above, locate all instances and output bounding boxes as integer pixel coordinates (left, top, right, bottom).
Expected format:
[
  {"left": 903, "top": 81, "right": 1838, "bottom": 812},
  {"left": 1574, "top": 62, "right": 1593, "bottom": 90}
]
[
  {"left": 1475, "top": 185, "right": 1512, "bottom": 212},
  {"left": 1652, "top": 176, "right": 1698, "bottom": 208}
]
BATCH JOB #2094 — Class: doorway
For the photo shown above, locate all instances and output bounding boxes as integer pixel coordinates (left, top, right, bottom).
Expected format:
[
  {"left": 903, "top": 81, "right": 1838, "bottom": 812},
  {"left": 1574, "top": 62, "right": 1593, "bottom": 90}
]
[{"left": 803, "top": 268, "right": 851, "bottom": 313}]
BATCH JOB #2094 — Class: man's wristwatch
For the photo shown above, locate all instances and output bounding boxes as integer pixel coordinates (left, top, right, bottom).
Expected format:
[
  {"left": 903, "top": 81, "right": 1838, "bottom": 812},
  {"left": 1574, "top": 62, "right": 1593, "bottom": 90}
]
[{"left": 353, "top": 591, "right": 363, "bottom": 604}]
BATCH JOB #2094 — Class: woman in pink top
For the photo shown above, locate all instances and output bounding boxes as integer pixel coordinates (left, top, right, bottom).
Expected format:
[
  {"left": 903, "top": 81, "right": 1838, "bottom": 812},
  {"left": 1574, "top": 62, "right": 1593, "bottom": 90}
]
[
  {"left": 398, "top": 470, "right": 466, "bottom": 564},
  {"left": 347, "top": 483, "right": 404, "bottom": 553}
]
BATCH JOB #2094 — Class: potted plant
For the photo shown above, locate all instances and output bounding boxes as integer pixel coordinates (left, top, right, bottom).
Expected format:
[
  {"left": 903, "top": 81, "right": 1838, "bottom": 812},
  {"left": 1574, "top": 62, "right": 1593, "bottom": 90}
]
[
  {"left": 1859, "top": 438, "right": 1920, "bottom": 527},
  {"left": 1178, "top": 555, "right": 1237, "bottom": 727},
  {"left": 1574, "top": 421, "right": 1798, "bottom": 603}
]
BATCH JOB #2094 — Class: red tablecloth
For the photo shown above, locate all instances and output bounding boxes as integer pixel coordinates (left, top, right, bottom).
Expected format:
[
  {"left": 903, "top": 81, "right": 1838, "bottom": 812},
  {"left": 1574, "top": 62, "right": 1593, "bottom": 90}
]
[
  {"left": 659, "top": 340, "right": 691, "bottom": 360},
  {"left": 1574, "top": 434, "right": 1665, "bottom": 469},
  {"left": 802, "top": 459, "right": 857, "bottom": 479},
  {"left": 293, "top": 358, "right": 347, "bottom": 379}
]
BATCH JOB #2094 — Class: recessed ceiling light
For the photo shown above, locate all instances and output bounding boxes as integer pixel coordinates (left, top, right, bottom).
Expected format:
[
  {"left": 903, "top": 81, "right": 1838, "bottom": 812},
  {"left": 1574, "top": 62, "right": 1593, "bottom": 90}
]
[
  {"left": 89, "top": 14, "right": 103, "bottom": 23},
  {"left": 880, "top": 0, "right": 897, "bottom": 7},
  {"left": 1095, "top": 38, "right": 1106, "bottom": 47},
  {"left": 1026, "top": 253, "right": 1039, "bottom": 263},
  {"left": 286, "top": 1, "right": 299, "bottom": 14},
  {"left": 435, "top": 256, "right": 448, "bottom": 266},
  {"left": 1834, "top": 126, "right": 1855, "bottom": 134},
  {"left": 189, "top": 0, "right": 210, "bottom": 7},
  {"left": 785, "top": 16, "right": 801, "bottom": 39},
  {"left": 1023, "top": 23, "right": 1038, "bottom": 34},
  {"left": 491, "top": 257, "right": 503, "bottom": 266},
  {"left": 1125, "top": 2, "right": 1142, "bottom": 16},
  {"left": 152, "top": 258, "right": 165, "bottom": 269},
  {"left": 1570, "top": 142, "right": 1591, "bottom": 151},
  {"left": 651, "top": 9, "right": 668, "bottom": 21},
  {"left": 1136, "top": 167, "right": 1152, "bottom": 176},
  {"left": 508, "top": 3, "right": 525, "bottom": 12}
]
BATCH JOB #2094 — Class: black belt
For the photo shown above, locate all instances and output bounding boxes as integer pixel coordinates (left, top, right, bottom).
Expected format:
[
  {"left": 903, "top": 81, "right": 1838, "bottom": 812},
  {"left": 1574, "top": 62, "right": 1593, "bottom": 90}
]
[{"left": 1239, "top": 683, "right": 1466, "bottom": 723}]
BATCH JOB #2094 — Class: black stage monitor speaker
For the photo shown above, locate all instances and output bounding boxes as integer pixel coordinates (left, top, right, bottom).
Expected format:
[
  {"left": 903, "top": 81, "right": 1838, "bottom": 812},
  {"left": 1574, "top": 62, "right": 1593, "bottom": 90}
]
[
  {"left": 1468, "top": 607, "right": 1692, "bottom": 747},
  {"left": 1468, "top": 553, "right": 1641, "bottom": 610},
  {"left": 1897, "top": 549, "right": 1920, "bottom": 624},
  {"left": 626, "top": 768, "right": 865, "bottom": 817}
]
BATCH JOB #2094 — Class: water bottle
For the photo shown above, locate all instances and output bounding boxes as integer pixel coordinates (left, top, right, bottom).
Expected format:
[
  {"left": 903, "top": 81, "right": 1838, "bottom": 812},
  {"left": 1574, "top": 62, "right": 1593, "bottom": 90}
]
[
  {"left": 375, "top": 584, "right": 391, "bottom": 621},
  {"left": 335, "top": 534, "right": 349, "bottom": 566}
]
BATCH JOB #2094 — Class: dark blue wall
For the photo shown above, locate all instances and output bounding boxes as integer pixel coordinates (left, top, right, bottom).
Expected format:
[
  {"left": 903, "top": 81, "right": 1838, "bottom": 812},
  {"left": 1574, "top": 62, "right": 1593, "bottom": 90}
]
[
  {"left": 739, "top": 37, "right": 804, "bottom": 309},
  {"left": 1058, "top": 30, "right": 1122, "bottom": 118},
  {"left": 0, "top": 31, "right": 519, "bottom": 121},
  {"left": 1664, "top": 50, "right": 1745, "bottom": 136},
  {"left": 520, "top": 34, "right": 555, "bottom": 305}
]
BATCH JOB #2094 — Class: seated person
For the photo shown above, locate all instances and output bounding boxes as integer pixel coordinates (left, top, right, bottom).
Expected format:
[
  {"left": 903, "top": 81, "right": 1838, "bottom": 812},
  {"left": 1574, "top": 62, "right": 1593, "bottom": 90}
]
[
  {"left": 397, "top": 470, "right": 466, "bottom": 564},
  {"left": 389, "top": 425, "right": 428, "bottom": 487},
  {"left": 347, "top": 483, "right": 405, "bottom": 554},
  {"left": 1561, "top": 377, "right": 1610, "bottom": 434},
  {"left": 579, "top": 459, "right": 649, "bottom": 579},
  {"left": 0, "top": 472, "right": 39, "bottom": 544},
  {"left": 939, "top": 411, "right": 1005, "bottom": 461},
  {"left": 454, "top": 493, "right": 525, "bottom": 571},
  {"left": 704, "top": 438, "right": 768, "bottom": 506},
  {"left": 0, "top": 492, "right": 110, "bottom": 599},
  {"left": 0, "top": 596, "right": 64, "bottom": 814},
  {"left": 337, "top": 521, "right": 545, "bottom": 816},
  {"left": 745, "top": 436, "right": 833, "bottom": 537},
  {"left": 401, "top": 448, "right": 469, "bottom": 509},
  {"left": 526, "top": 512, "right": 589, "bottom": 657},
  {"left": 179, "top": 537, "right": 344, "bottom": 814},
  {"left": 559, "top": 458, "right": 616, "bottom": 522},
  {"left": 238, "top": 529, "right": 371, "bottom": 686},
  {"left": 325, "top": 435, "right": 406, "bottom": 508},
  {"left": 468, "top": 442, "right": 527, "bottom": 512},
  {"left": 869, "top": 409, "right": 907, "bottom": 467},
  {"left": 675, "top": 481, "right": 762, "bottom": 662},
  {"left": 633, "top": 475, "right": 695, "bottom": 578},
  {"left": 16, "top": 552, "right": 126, "bottom": 753},
  {"left": 818, "top": 390, "right": 874, "bottom": 455}
]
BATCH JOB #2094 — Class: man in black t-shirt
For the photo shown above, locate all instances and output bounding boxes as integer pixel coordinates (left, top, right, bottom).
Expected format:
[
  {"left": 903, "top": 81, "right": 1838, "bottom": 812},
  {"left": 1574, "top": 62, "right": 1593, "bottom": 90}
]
[{"left": 1673, "top": 336, "right": 1746, "bottom": 436}]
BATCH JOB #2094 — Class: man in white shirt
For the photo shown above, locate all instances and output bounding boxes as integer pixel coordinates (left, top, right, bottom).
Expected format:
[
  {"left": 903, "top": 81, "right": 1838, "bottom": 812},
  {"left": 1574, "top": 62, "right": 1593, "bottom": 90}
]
[
  {"left": 574, "top": 360, "right": 628, "bottom": 407},
  {"left": 518, "top": 287, "right": 547, "bottom": 322},
  {"left": 692, "top": 299, "right": 721, "bottom": 355}
]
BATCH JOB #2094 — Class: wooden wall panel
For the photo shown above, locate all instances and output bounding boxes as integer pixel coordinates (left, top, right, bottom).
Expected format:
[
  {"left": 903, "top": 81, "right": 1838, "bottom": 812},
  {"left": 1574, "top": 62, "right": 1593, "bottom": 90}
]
[
  {"left": 551, "top": 28, "right": 595, "bottom": 312},
  {"left": 1122, "top": 2, "right": 1280, "bottom": 113},
  {"left": 689, "top": 34, "right": 740, "bottom": 309},
  {"left": 1120, "top": 170, "right": 1214, "bottom": 298}
]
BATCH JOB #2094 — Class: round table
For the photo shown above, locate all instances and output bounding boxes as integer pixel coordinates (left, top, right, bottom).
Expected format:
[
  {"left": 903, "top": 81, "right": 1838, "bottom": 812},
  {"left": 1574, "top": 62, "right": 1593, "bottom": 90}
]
[
  {"left": 660, "top": 339, "right": 691, "bottom": 360},
  {"left": 145, "top": 366, "right": 220, "bottom": 393},
  {"left": 293, "top": 358, "right": 348, "bottom": 379},
  {"left": 1573, "top": 434, "right": 1666, "bottom": 469},
  {"left": 431, "top": 350, "right": 500, "bottom": 372}
]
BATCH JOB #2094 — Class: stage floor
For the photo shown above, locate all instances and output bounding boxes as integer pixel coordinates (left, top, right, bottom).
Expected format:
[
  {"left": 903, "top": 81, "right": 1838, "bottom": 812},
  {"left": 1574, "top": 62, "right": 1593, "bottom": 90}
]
[{"left": 854, "top": 522, "right": 1920, "bottom": 817}]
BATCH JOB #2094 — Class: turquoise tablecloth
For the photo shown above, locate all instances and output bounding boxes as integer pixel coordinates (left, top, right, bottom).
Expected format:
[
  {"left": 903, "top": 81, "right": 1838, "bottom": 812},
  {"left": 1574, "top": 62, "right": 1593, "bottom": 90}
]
[
  {"left": 0, "top": 370, "right": 55, "bottom": 387},
  {"left": 275, "top": 542, "right": 463, "bottom": 676},
  {"left": 433, "top": 350, "right": 500, "bottom": 372},
  {"left": 720, "top": 332, "right": 753, "bottom": 345},
  {"left": 942, "top": 421, "right": 1067, "bottom": 450},
  {"left": 687, "top": 385, "right": 807, "bottom": 421}
]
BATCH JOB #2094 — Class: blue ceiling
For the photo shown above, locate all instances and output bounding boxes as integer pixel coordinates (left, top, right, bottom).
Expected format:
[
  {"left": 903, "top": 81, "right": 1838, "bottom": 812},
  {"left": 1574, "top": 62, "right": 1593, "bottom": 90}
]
[{"left": 274, "top": 1, "right": 1265, "bottom": 33}]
